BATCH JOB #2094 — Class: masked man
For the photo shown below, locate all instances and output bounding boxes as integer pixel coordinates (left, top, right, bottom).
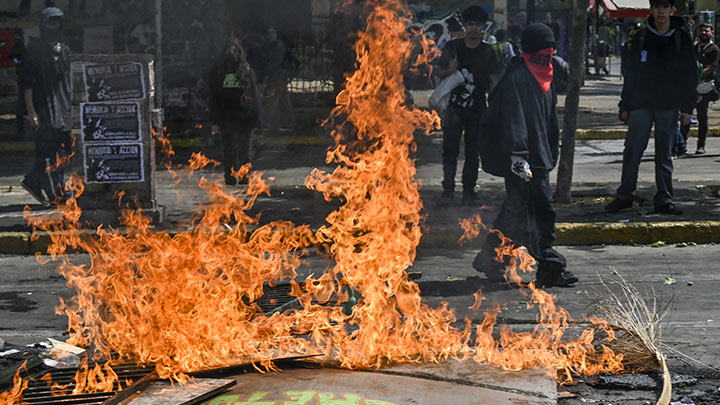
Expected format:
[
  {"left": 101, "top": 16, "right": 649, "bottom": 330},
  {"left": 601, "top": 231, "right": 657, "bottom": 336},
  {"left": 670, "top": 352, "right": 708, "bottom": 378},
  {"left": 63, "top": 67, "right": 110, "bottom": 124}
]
[
  {"left": 473, "top": 23, "right": 578, "bottom": 288},
  {"left": 19, "top": 7, "right": 72, "bottom": 205}
]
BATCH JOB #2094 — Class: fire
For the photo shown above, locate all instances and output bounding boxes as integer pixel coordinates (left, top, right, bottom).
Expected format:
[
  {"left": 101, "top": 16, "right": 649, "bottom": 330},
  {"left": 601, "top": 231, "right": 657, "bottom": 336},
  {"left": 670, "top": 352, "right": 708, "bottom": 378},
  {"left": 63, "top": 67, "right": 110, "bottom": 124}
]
[
  {"left": 4, "top": 0, "right": 626, "bottom": 402},
  {"left": 0, "top": 362, "right": 28, "bottom": 404}
]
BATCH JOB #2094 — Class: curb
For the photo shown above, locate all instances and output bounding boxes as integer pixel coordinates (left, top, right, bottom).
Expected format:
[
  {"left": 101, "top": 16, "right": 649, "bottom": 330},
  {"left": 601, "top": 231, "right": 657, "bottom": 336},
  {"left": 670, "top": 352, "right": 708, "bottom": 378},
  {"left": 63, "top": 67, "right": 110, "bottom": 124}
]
[
  {"left": 576, "top": 127, "right": 720, "bottom": 141},
  {"left": 2, "top": 221, "right": 718, "bottom": 255},
  {"left": 3, "top": 127, "right": 720, "bottom": 153}
]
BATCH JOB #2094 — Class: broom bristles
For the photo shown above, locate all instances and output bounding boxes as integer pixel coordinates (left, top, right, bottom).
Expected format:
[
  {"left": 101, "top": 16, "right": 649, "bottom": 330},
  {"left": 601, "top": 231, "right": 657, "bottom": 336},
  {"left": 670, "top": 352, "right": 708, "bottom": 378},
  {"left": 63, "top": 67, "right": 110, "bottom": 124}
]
[{"left": 589, "top": 268, "right": 672, "bottom": 405}]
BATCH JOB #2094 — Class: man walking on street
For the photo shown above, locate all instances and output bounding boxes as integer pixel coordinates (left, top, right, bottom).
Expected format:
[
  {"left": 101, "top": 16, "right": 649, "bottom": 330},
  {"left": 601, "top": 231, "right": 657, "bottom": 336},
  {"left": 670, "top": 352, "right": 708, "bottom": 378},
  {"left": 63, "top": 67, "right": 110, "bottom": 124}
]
[
  {"left": 436, "top": 5, "right": 499, "bottom": 206},
  {"left": 605, "top": 0, "right": 696, "bottom": 215},
  {"left": 681, "top": 22, "right": 718, "bottom": 155},
  {"left": 19, "top": 7, "right": 72, "bottom": 205},
  {"left": 473, "top": 23, "right": 578, "bottom": 288}
]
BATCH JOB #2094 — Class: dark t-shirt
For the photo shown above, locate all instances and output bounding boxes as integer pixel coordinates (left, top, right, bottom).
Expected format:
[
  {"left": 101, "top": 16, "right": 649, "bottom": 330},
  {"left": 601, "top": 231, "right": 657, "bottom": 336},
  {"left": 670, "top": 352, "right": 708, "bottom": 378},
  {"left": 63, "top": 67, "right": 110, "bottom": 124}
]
[
  {"left": 442, "top": 38, "right": 499, "bottom": 112},
  {"left": 696, "top": 42, "right": 720, "bottom": 81}
]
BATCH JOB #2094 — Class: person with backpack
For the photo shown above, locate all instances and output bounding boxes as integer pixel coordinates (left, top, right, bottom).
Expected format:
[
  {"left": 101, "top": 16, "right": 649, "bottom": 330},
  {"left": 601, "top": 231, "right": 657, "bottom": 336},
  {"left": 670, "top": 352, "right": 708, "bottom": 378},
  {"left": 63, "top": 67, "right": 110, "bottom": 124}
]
[
  {"left": 208, "top": 30, "right": 261, "bottom": 185},
  {"left": 491, "top": 29, "right": 515, "bottom": 77},
  {"left": 472, "top": 23, "right": 578, "bottom": 288},
  {"left": 605, "top": 0, "right": 696, "bottom": 215}
]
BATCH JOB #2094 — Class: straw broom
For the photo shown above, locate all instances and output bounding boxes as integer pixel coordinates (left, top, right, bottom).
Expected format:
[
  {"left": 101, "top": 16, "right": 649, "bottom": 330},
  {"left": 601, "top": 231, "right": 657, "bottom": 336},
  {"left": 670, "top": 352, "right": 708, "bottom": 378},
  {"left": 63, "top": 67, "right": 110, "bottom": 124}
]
[{"left": 590, "top": 267, "right": 673, "bottom": 405}]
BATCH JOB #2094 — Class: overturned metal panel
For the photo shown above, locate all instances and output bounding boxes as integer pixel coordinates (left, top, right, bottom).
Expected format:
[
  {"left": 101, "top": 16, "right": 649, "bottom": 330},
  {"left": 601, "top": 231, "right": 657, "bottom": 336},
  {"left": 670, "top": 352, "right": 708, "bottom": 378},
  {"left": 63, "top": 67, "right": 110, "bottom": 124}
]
[
  {"left": 124, "top": 378, "right": 235, "bottom": 405},
  {"left": 211, "top": 364, "right": 557, "bottom": 405}
]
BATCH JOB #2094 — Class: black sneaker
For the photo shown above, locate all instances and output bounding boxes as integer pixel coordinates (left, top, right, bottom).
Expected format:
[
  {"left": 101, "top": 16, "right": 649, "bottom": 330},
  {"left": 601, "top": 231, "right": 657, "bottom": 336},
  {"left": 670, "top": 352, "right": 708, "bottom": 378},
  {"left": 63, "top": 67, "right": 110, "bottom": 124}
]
[
  {"left": 473, "top": 252, "right": 508, "bottom": 282},
  {"left": 20, "top": 179, "right": 48, "bottom": 205},
  {"left": 696, "top": 147, "right": 706, "bottom": 155},
  {"left": 605, "top": 198, "right": 632, "bottom": 213},
  {"left": 655, "top": 203, "right": 682, "bottom": 215},
  {"left": 461, "top": 190, "right": 479, "bottom": 206},
  {"left": 536, "top": 270, "right": 579, "bottom": 288}
]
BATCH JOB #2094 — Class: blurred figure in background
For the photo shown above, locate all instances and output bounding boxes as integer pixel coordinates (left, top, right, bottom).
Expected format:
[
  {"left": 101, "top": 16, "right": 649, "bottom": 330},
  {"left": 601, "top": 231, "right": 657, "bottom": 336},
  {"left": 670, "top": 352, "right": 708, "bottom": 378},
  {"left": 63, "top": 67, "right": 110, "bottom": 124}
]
[
  {"left": 683, "top": 22, "right": 719, "bottom": 154},
  {"left": 208, "top": 30, "right": 260, "bottom": 185},
  {"left": 263, "top": 27, "right": 296, "bottom": 136},
  {"left": 19, "top": 7, "right": 72, "bottom": 205},
  {"left": 491, "top": 29, "right": 515, "bottom": 77}
]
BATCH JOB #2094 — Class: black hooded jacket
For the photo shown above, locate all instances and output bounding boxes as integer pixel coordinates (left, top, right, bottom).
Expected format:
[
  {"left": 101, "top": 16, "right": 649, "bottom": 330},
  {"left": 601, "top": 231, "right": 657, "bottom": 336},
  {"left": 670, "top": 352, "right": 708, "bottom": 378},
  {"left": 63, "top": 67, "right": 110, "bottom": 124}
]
[
  {"left": 620, "top": 16, "right": 697, "bottom": 114},
  {"left": 478, "top": 57, "right": 560, "bottom": 177}
]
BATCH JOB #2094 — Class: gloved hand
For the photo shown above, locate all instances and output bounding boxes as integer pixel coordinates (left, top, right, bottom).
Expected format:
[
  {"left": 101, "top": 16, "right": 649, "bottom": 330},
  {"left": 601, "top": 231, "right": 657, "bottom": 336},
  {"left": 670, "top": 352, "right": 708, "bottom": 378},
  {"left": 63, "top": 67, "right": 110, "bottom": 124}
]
[{"left": 510, "top": 155, "right": 533, "bottom": 182}]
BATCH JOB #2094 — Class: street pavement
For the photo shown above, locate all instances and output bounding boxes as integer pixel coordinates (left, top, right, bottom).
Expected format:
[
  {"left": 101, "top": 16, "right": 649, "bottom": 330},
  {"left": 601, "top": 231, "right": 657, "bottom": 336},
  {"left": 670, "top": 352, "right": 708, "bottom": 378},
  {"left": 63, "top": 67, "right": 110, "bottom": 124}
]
[{"left": 1, "top": 74, "right": 720, "bottom": 403}]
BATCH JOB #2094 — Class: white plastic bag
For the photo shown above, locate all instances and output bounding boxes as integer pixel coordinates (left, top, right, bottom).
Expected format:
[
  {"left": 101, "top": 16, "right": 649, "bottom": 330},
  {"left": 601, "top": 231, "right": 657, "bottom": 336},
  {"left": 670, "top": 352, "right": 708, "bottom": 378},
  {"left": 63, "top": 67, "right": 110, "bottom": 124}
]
[{"left": 429, "top": 71, "right": 464, "bottom": 111}]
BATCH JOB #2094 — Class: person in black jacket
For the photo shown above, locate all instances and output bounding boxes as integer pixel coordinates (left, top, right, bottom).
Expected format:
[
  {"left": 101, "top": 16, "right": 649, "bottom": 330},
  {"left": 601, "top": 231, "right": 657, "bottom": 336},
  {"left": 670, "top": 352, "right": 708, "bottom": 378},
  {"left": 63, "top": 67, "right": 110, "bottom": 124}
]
[
  {"left": 606, "top": 0, "right": 696, "bottom": 215},
  {"left": 473, "top": 23, "right": 578, "bottom": 288},
  {"left": 19, "top": 7, "right": 72, "bottom": 205},
  {"left": 681, "top": 22, "right": 719, "bottom": 155},
  {"left": 208, "top": 30, "right": 260, "bottom": 185}
]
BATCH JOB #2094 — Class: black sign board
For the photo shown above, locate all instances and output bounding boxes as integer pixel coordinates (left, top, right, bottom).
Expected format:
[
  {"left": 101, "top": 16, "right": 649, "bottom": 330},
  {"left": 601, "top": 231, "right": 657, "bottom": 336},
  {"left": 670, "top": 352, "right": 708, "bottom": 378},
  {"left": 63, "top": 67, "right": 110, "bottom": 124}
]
[
  {"left": 83, "top": 62, "right": 146, "bottom": 101},
  {"left": 83, "top": 143, "right": 144, "bottom": 183},
  {"left": 81, "top": 103, "right": 141, "bottom": 143}
]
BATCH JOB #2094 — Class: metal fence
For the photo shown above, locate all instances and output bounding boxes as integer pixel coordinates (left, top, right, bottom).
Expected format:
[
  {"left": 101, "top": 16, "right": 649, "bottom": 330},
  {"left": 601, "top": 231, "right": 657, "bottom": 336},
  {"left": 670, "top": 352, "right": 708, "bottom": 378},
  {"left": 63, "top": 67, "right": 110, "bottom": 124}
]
[{"left": 286, "top": 46, "right": 336, "bottom": 94}]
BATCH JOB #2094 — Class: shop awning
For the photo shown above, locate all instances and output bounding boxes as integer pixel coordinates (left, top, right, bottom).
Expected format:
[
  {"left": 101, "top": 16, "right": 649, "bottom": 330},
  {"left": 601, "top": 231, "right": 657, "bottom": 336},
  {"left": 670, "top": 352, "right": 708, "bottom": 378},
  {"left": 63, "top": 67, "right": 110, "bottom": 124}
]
[{"left": 591, "top": 0, "right": 650, "bottom": 18}]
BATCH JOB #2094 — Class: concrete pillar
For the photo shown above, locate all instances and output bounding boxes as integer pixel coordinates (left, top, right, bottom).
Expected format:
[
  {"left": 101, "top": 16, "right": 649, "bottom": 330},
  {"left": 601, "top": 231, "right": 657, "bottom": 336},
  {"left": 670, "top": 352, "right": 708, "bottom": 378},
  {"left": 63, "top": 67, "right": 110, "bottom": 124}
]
[{"left": 494, "top": 0, "right": 508, "bottom": 28}]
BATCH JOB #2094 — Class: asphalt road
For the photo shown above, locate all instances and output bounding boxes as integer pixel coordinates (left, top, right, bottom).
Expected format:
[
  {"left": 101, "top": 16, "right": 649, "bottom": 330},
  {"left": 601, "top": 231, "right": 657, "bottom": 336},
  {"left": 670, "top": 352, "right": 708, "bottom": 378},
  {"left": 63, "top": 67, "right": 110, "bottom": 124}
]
[{"left": 1, "top": 243, "right": 719, "bottom": 403}]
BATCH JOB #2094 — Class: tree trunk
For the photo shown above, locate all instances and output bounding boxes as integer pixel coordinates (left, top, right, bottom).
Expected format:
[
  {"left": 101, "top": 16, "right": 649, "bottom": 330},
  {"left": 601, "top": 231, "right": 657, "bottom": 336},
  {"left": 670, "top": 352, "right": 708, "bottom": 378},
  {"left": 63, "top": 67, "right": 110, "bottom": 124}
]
[{"left": 554, "top": 0, "right": 588, "bottom": 203}]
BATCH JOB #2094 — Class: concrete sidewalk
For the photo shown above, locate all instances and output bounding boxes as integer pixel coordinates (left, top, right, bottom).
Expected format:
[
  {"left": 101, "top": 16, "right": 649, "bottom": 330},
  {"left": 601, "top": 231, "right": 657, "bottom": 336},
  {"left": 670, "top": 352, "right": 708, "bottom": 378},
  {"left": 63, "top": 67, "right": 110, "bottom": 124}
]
[
  {"left": 2, "top": 74, "right": 720, "bottom": 253},
  {"left": 1, "top": 135, "right": 719, "bottom": 254}
]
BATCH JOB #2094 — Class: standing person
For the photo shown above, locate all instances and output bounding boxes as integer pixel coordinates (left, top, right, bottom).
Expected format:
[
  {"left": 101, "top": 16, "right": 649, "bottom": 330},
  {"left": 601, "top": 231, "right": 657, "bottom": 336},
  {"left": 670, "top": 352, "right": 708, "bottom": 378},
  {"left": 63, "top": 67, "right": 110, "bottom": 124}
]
[
  {"left": 605, "top": 0, "right": 696, "bottom": 215},
  {"left": 595, "top": 38, "right": 610, "bottom": 75},
  {"left": 436, "top": 5, "right": 499, "bottom": 206},
  {"left": 19, "top": 7, "right": 72, "bottom": 205},
  {"left": 681, "top": 22, "right": 719, "bottom": 154},
  {"left": 263, "top": 27, "right": 295, "bottom": 135},
  {"left": 472, "top": 23, "right": 577, "bottom": 288},
  {"left": 208, "top": 30, "right": 260, "bottom": 185},
  {"left": 491, "top": 29, "right": 516, "bottom": 77}
]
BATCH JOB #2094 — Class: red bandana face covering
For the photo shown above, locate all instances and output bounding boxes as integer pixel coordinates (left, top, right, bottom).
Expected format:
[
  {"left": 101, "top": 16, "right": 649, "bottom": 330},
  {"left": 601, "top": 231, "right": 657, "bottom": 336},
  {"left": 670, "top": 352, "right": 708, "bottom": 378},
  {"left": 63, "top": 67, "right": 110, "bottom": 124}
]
[{"left": 522, "top": 48, "right": 554, "bottom": 93}]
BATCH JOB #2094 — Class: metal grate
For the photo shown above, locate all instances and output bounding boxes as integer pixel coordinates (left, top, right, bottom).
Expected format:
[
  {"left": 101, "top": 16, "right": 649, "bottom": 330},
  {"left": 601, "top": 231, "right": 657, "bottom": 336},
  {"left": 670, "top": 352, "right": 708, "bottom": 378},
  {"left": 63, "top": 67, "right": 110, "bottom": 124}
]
[{"left": 14, "top": 362, "right": 154, "bottom": 405}]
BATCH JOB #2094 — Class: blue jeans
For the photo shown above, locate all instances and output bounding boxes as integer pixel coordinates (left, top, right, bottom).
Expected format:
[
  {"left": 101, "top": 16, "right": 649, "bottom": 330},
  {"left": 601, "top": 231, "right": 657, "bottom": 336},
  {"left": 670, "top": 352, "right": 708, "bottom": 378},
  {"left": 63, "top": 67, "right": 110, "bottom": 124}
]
[
  {"left": 616, "top": 109, "right": 676, "bottom": 207},
  {"left": 673, "top": 125, "right": 686, "bottom": 153}
]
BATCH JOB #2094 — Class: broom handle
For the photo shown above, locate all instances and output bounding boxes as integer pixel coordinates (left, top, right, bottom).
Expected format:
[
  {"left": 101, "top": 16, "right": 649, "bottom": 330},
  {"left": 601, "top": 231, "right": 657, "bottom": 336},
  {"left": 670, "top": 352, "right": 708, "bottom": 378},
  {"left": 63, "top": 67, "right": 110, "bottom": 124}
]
[{"left": 656, "top": 351, "right": 672, "bottom": 405}]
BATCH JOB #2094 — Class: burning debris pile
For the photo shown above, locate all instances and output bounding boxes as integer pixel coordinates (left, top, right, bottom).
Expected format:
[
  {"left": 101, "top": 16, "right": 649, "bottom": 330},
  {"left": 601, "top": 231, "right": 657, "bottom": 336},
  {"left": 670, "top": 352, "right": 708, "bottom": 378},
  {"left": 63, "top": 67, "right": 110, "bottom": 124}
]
[{"left": 0, "top": 0, "right": 648, "bottom": 403}]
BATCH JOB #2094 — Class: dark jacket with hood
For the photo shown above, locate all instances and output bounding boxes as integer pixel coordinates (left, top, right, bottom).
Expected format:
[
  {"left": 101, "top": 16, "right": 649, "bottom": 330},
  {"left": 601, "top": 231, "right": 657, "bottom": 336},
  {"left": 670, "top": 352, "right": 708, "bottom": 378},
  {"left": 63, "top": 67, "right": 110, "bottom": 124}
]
[
  {"left": 19, "top": 38, "right": 71, "bottom": 133},
  {"left": 620, "top": 16, "right": 696, "bottom": 114},
  {"left": 478, "top": 57, "right": 560, "bottom": 177}
]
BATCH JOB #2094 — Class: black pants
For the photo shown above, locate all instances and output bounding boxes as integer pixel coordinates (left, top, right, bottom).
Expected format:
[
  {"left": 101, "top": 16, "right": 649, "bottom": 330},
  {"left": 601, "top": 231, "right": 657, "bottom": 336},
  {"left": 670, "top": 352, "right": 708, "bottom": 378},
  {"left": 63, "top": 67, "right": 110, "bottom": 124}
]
[
  {"left": 24, "top": 129, "right": 71, "bottom": 201},
  {"left": 220, "top": 120, "right": 253, "bottom": 183},
  {"left": 473, "top": 170, "right": 566, "bottom": 278},
  {"left": 680, "top": 94, "right": 710, "bottom": 149},
  {"left": 441, "top": 106, "right": 481, "bottom": 193}
]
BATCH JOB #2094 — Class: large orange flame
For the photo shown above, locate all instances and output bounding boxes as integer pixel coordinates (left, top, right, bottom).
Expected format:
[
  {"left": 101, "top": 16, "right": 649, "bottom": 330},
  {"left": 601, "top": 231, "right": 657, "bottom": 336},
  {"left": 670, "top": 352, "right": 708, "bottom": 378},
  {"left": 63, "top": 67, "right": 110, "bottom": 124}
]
[{"left": 4, "top": 0, "right": 625, "bottom": 402}]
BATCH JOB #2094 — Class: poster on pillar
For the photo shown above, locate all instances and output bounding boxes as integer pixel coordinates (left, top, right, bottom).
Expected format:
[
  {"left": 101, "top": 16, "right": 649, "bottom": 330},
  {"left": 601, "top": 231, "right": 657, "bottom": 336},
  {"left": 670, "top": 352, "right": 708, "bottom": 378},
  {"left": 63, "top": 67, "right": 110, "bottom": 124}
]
[
  {"left": 83, "top": 143, "right": 145, "bottom": 184},
  {"left": 80, "top": 102, "right": 142, "bottom": 143},
  {"left": 83, "top": 62, "right": 146, "bottom": 102}
]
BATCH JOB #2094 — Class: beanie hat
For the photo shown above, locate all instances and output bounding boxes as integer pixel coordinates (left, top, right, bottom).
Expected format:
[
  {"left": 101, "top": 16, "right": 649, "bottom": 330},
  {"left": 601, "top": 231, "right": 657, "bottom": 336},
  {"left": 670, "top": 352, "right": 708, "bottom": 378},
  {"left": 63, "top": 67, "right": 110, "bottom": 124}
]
[
  {"left": 462, "top": 6, "right": 489, "bottom": 23},
  {"left": 521, "top": 23, "right": 555, "bottom": 53}
]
